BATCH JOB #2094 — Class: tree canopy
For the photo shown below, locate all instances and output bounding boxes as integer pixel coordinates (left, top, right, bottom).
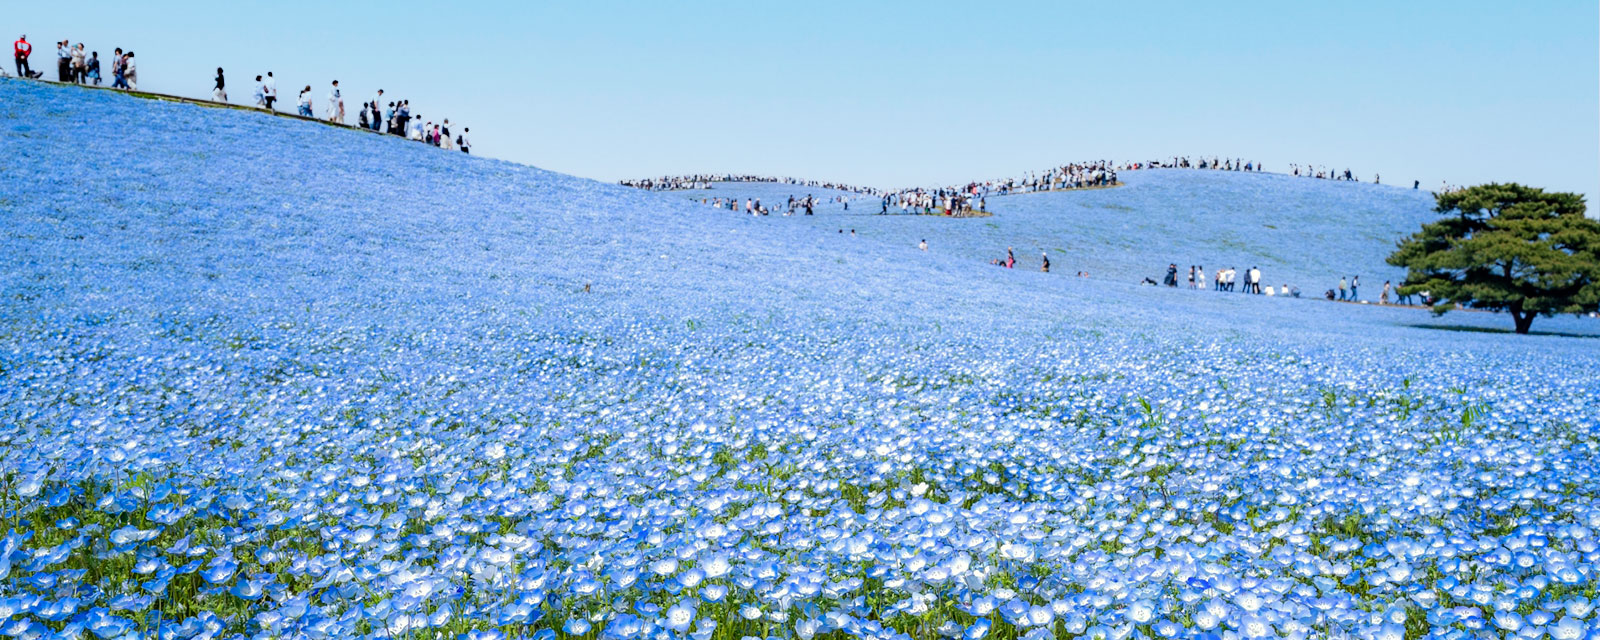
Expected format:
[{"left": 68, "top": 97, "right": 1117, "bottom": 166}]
[{"left": 1388, "top": 183, "right": 1600, "bottom": 334}]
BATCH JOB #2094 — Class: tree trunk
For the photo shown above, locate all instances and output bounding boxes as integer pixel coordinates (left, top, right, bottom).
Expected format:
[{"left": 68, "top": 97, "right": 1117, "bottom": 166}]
[{"left": 1511, "top": 306, "right": 1535, "bottom": 334}]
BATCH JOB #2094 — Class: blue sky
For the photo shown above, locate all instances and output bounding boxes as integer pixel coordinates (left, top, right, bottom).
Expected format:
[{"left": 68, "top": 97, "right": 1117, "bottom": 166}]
[{"left": 12, "top": 1, "right": 1598, "bottom": 202}]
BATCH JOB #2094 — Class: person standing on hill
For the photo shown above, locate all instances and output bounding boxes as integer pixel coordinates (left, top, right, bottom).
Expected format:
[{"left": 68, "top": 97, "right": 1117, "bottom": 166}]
[
  {"left": 327, "top": 80, "right": 344, "bottom": 123},
  {"left": 264, "top": 72, "right": 277, "bottom": 111},
  {"left": 1350, "top": 275, "right": 1360, "bottom": 302},
  {"left": 297, "top": 85, "right": 313, "bottom": 117},
  {"left": 1338, "top": 276, "right": 1348, "bottom": 301},
  {"left": 85, "top": 51, "right": 100, "bottom": 84},
  {"left": 1380, "top": 280, "right": 1392, "bottom": 305},
  {"left": 459, "top": 128, "right": 471, "bottom": 154},
  {"left": 70, "top": 43, "right": 86, "bottom": 83},
  {"left": 370, "top": 90, "right": 384, "bottom": 129},
  {"left": 253, "top": 75, "right": 266, "bottom": 107},
  {"left": 1041, "top": 253, "right": 1050, "bottom": 273},
  {"left": 213, "top": 67, "right": 227, "bottom": 102},
  {"left": 12, "top": 35, "right": 31, "bottom": 78},
  {"left": 1163, "top": 263, "right": 1178, "bottom": 287},
  {"left": 56, "top": 40, "right": 70, "bottom": 81}
]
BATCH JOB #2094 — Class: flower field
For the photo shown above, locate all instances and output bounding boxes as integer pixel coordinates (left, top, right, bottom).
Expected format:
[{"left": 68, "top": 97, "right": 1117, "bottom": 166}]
[{"left": 1, "top": 79, "right": 1598, "bottom": 640}]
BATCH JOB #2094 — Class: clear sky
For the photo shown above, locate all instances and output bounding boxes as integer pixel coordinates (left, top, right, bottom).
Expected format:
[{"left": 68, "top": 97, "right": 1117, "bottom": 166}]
[{"left": 12, "top": 1, "right": 1599, "bottom": 202}]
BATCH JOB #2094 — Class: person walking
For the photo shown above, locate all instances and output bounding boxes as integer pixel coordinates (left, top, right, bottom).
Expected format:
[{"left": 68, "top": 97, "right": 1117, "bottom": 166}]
[
  {"left": 326, "top": 80, "right": 344, "bottom": 123},
  {"left": 212, "top": 67, "right": 227, "bottom": 102},
  {"left": 1337, "top": 276, "right": 1348, "bottom": 301},
  {"left": 252, "top": 75, "right": 266, "bottom": 107},
  {"left": 297, "top": 85, "right": 313, "bottom": 117},
  {"left": 1350, "top": 275, "right": 1360, "bottom": 302},
  {"left": 12, "top": 35, "right": 30, "bottom": 78},
  {"left": 263, "top": 72, "right": 277, "bottom": 111},
  {"left": 121, "top": 51, "right": 136, "bottom": 89},
  {"left": 110, "top": 48, "right": 126, "bottom": 88},
  {"left": 459, "top": 128, "right": 472, "bottom": 154},
  {"left": 1380, "top": 280, "right": 1391, "bottom": 305},
  {"left": 84, "top": 51, "right": 99, "bottom": 85}
]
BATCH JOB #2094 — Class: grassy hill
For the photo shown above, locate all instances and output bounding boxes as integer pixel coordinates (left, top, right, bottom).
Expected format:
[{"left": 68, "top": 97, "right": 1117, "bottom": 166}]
[{"left": 2, "top": 78, "right": 1598, "bottom": 640}]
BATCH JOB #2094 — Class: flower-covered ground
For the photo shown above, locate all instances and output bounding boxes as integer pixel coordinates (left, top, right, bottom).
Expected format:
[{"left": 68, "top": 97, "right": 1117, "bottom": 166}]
[
  {"left": 674, "top": 171, "right": 1440, "bottom": 290},
  {"left": 1, "top": 79, "right": 1598, "bottom": 640}
]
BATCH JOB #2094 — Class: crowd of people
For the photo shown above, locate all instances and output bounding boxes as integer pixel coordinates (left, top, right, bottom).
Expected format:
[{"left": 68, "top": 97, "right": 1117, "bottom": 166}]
[
  {"left": 620, "top": 174, "right": 883, "bottom": 195},
  {"left": 1123, "top": 156, "right": 1457, "bottom": 193},
  {"left": 969, "top": 160, "right": 1121, "bottom": 197},
  {"left": 1140, "top": 264, "right": 1443, "bottom": 308},
  {"left": 1326, "top": 276, "right": 1428, "bottom": 306},
  {"left": 9, "top": 34, "right": 472, "bottom": 154},
  {"left": 1150, "top": 263, "right": 1300, "bottom": 298},
  {"left": 627, "top": 157, "right": 1458, "bottom": 207},
  {"left": 1124, "top": 157, "right": 1263, "bottom": 172},
  {"left": 12, "top": 36, "right": 135, "bottom": 88},
  {"left": 694, "top": 194, "right": 853, "bottom": 216}
]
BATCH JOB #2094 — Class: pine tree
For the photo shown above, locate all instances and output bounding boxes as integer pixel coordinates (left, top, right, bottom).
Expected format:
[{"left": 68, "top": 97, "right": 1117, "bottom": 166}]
[{"left": 1387, "top": 183, "right": 1600, "bottom": 334}]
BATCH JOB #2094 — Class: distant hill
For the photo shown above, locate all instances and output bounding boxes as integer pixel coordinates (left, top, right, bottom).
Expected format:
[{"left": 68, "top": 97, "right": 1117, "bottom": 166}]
[{"left": 676, "top": 169, "right": 1441, "bottom": 292}]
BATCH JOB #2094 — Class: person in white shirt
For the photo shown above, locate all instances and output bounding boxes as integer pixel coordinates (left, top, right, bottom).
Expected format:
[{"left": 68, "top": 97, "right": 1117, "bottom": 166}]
[
  {"left": 326, "top": 80, "right": 343, "bottom": 123},
  {"left": 263, "top": 72, "right": 277, "bottom": 111},
  {"left": 121, "top": 52, "right": 136, "bottom": 89},
  {"left": 253, "top": 75, "right": 266, "bottom": 107},
  {"left": 370, "top": 90, "right": 384, "bottom": 130},
  {"left": 459, "top": 128, "right": 472, "bottom": 154},
  {"left": 297, "top": 85, "right": 313, "bottom": 117}
]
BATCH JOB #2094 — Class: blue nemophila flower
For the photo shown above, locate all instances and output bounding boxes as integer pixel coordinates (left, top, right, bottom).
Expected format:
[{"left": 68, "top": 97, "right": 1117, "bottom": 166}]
[
  {"left": 700, "top": 584, "right": 728, "bottom": 603},
  {"left": 563, "top": 617, "right": 591, "bottom": 635},
  {"left": 230, "top": 578, "right": 265, "bottom": 600}
]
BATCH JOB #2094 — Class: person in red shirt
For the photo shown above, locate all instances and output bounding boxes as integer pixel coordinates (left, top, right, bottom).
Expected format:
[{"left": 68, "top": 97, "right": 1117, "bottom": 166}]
[{"left": 13, "top": 35, "right": 31, "bottom": 77}]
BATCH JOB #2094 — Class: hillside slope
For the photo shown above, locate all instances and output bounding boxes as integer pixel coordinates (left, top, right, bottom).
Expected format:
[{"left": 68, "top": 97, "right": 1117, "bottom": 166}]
[
  {"left": 2, "top": 79, "right": 1598, "bottom": 640},
  {"left": 677, "top": 169, "right": 1440, "bottom": 291}
]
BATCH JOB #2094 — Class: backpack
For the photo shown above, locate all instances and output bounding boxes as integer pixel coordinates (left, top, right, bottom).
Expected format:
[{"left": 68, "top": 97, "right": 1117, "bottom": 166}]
[{"left": 456, "top": 135, "right": 463, "bottom": 146}]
